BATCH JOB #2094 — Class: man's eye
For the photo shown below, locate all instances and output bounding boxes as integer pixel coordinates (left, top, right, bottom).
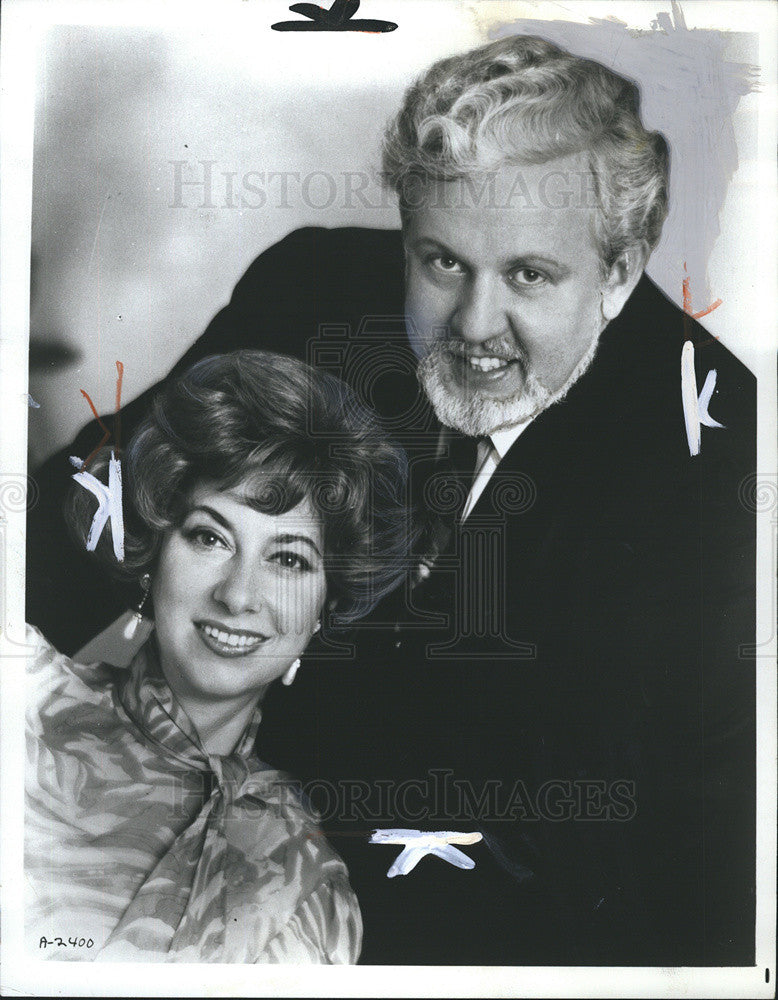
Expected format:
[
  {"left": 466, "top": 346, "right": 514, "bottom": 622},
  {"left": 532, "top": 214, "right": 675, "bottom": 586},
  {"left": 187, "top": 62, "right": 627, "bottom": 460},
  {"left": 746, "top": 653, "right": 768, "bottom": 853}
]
[
  {"left": 272, "top": 551, "right": 312, "bottom": 572},
  {"left": 510, "top": 267, "right": 546, "bottom": 286},
  {"left": 429, "top": 255, "right": 464, "bottom": 274}
]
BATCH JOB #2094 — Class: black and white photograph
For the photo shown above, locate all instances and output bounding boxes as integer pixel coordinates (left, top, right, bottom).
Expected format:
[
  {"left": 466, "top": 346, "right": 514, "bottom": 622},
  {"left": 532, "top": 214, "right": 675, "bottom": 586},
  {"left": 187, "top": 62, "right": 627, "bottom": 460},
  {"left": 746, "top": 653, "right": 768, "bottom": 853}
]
[{"left": 1, "top": 0, "right": 776, "bottom": 995}]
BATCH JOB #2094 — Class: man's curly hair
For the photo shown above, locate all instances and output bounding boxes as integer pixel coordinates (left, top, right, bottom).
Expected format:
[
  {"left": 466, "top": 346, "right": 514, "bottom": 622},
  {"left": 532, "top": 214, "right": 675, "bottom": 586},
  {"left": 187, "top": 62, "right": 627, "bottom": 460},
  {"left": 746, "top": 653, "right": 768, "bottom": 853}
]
[{"left": 383, "top": 34, "right": 669, "bottom": 268}]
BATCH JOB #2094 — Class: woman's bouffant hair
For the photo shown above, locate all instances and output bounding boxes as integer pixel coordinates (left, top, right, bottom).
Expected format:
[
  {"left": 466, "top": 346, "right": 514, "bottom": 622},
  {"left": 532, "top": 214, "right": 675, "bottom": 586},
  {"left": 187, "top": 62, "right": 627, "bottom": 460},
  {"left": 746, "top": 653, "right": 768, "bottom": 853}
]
[
  {"left": 66, "top": 351, "right": 412, "bottom": 624},
  {"left": 382, "top": 35, "right": 669, "bottom": 268}
]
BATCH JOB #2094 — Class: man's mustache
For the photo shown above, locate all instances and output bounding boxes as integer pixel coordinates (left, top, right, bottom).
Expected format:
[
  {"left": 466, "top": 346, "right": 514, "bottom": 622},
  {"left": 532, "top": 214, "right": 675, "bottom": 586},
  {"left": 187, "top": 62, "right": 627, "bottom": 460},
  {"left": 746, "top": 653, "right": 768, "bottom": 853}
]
[{"left": 426, "top": 338, "right": 527, "bottom": 366}]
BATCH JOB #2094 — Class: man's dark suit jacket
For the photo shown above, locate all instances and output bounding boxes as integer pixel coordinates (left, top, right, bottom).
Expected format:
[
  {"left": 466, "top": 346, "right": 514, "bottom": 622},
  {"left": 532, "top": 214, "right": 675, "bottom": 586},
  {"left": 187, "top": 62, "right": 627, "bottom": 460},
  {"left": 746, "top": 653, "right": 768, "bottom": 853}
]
[{"left": 27, "top": 226, "right": 756, "bottom": 967}]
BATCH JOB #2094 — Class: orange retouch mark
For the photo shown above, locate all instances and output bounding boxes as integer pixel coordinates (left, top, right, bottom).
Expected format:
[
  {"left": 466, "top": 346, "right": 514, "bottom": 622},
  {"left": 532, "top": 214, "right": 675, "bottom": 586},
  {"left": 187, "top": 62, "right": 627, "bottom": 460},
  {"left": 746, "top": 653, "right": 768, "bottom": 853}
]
[
  {"left": 682, "top": 262, "right": 723, "bottom": 321},
  {"left": 80, "top": 361, "right": 124, "bottom": 471}
]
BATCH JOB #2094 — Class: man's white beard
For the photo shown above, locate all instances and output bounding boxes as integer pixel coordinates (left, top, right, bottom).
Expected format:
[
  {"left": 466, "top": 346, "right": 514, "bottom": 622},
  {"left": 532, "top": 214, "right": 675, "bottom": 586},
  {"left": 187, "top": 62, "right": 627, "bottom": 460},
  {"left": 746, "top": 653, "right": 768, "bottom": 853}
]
[{"left": 417, "top": 324, "right": 603, "bottom": 438}]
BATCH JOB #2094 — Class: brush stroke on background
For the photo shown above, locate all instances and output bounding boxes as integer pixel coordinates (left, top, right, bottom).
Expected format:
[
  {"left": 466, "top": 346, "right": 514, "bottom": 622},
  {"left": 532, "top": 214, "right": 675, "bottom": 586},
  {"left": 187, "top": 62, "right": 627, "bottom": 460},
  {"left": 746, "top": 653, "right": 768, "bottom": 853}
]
[
  {"left": 68, "top": 451, "right": 125, "bottom": 561},
  {"left": 681, "top": 339, "right": 724, "bottom": 457},
  {"left": 272, "top": 0, "right": 398, "bottom": 32},
  {"left": 369, "top": 829, "right": 484, "bottom": 878}
]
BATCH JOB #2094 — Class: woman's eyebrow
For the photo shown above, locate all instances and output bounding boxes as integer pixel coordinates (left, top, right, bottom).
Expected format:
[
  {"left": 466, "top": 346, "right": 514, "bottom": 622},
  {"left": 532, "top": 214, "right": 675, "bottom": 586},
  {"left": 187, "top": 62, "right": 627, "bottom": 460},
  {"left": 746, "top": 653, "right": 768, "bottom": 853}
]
[
  {"left": 272, "top": 534, "right": 322, "bottom": 558},
  {"left": 187, "top": 505, "right": 233, "bottom": 531}
]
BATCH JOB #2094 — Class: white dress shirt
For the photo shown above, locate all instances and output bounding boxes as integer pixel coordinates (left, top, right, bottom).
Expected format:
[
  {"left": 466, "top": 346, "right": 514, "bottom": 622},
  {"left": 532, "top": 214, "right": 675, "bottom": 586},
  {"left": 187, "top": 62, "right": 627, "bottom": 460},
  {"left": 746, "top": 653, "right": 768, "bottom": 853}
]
[{"left": 460, "top": 420, "right": 533, "bottom": 521}]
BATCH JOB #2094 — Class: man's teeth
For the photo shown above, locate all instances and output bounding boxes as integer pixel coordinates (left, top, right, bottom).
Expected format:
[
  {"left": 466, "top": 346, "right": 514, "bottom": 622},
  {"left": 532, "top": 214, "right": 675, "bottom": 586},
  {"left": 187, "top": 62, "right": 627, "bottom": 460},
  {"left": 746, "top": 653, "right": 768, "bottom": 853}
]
[
  {"left": 468, "top": 356, "right": 510, "bottom": 372},
  {"left": 201, "top": 624, "right": 263, "bottom": 648}
]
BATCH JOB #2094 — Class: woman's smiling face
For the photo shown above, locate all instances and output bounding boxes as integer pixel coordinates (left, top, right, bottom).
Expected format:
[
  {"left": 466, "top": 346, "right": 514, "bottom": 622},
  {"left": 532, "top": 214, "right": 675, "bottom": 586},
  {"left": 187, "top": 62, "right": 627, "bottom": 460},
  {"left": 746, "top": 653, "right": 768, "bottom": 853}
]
[{"left": 151, "top": 482, "right": 326, "bottom": 712}]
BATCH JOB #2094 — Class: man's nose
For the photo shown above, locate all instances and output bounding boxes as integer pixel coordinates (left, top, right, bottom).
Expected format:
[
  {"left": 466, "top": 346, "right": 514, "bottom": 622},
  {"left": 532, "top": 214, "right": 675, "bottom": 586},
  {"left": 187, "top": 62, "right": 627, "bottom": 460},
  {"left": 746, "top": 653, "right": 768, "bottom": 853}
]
[
  {"left": 212, "top": 557, "right": 263, "bottom": 616},
  {"left": 452, "top": 273, "right": 507, "bottom": 345}
]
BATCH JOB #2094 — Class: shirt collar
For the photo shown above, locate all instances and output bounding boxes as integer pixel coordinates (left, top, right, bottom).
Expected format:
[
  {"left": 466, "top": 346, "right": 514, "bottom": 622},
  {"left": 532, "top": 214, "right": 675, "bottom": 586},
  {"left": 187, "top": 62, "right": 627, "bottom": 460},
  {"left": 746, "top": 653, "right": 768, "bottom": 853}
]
[
  {"left": 436, "top": 417, "right": 535, "bottom": 463},
  {"left": 489, "top": 419, "right": 533, "bottom": 460}
]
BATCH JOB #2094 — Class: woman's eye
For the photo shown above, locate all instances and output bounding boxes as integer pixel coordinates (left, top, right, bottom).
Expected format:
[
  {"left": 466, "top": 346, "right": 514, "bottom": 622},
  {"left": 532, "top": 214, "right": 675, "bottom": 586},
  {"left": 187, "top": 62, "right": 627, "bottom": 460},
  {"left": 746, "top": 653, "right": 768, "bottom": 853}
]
[
  {"left": 429, "top": 255, "right": 464, "bottom": 274},
  {"left": 272, "top": 551, "right": 312, "bottom": 572},
  {"left": 185, "top": 527, "right": 226, "bottom": 550},
  {"left": 511, "top": 267, "right": 546, "bottom": 286}
]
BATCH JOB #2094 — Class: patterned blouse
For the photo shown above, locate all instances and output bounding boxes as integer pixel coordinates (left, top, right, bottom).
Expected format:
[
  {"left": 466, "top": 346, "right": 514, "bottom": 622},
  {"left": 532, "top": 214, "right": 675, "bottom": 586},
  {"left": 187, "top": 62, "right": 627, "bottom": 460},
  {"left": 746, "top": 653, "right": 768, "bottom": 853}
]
[{"left": 25, "top": 626, "right": 362, "bottom": 962}]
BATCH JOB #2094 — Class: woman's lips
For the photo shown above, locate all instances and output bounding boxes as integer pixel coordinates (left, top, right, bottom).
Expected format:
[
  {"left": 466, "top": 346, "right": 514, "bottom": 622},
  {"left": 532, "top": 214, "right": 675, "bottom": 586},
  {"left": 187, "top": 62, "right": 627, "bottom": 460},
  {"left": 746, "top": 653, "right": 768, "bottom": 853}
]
[{"left": 194, "top": 621, "right": 269, "bottom": 657}]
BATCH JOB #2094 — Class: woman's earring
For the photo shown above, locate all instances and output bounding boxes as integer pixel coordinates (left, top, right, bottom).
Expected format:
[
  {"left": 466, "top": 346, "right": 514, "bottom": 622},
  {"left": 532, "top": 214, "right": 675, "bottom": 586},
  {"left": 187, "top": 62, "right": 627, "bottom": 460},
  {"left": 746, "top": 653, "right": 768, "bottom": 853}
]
[
  {"left": 281, "top": 622, "right": 318, "bottom": 686},
  {"left": 123, "top": 573, "right": 151, "bottom": 640},
  {"left": 282, "top": 658, "right": 301, "bottom": 686}
]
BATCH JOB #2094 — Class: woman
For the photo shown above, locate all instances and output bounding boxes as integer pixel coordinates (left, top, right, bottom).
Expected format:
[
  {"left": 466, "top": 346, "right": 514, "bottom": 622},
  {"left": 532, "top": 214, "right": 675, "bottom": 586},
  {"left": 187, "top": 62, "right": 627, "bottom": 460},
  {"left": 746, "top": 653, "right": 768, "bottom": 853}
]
[{"left": 25, "top": 350, "right": 410, "bottom": 963}]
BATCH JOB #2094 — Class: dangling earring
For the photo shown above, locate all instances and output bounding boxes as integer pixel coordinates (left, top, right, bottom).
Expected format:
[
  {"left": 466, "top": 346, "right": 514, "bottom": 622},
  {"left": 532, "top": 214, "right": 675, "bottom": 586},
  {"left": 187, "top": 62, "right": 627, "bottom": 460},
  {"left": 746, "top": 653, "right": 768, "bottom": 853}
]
[
  {"left": 282, "top": 658, "right": 301, "bottom": 686},
  {"left": 282, "top": 622, "right": 319, "bottom": 686},
  {"left": 123, "top": 573, "right": 151, "bottom": 640}
]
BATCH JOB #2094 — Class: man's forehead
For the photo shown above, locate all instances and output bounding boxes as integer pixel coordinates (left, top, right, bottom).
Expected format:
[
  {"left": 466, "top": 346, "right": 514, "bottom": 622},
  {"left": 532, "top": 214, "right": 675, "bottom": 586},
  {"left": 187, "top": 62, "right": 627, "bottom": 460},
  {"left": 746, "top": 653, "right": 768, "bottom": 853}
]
[
  {"left": 403, "top": 155, "right": 601, "bottom": 264},
  {"left": 404, "top": 153, "right": 598, "bottom": 216}
]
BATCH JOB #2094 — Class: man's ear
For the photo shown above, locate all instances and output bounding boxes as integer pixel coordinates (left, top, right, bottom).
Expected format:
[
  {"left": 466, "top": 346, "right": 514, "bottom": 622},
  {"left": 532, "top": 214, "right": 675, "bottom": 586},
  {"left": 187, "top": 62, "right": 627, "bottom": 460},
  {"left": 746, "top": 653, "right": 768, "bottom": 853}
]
[{"left": 601, "top": 241, "right": 649, "bottom": 322}]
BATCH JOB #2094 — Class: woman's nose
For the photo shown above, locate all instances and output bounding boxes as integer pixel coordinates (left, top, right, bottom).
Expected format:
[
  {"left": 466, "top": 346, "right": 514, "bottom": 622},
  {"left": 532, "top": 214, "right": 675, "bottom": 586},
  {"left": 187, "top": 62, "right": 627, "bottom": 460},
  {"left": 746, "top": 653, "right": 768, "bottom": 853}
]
[
  {"left": 212, "top": 557, "right": 262, "bottom": 616},
  {"left": 451, "top": 273, "right": 507, "bottom": 345}
]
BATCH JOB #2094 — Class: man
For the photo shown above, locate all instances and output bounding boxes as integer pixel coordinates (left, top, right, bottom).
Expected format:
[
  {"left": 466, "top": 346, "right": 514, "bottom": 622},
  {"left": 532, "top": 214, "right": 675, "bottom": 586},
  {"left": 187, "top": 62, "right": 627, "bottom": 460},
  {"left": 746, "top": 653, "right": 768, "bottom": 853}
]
[{"left": 27, "top": 36, "right": 755, "bottom": 965}]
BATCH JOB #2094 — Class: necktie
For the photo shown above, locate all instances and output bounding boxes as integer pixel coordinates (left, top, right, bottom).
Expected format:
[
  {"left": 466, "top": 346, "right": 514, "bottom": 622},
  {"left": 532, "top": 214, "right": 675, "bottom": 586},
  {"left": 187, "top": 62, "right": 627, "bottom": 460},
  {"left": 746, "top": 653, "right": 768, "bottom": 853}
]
[
  {"left": 461, "top": 437, "right": 497, "bottom": 521},
  {"left": 414, "top": 433, "right": 496, "bottom": 585},
  {"left": 446, "top": 432, "right": 479, "bottom": 487},
  {"left": 412, "top": 432, "right": 477, "bottom": 582}
]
